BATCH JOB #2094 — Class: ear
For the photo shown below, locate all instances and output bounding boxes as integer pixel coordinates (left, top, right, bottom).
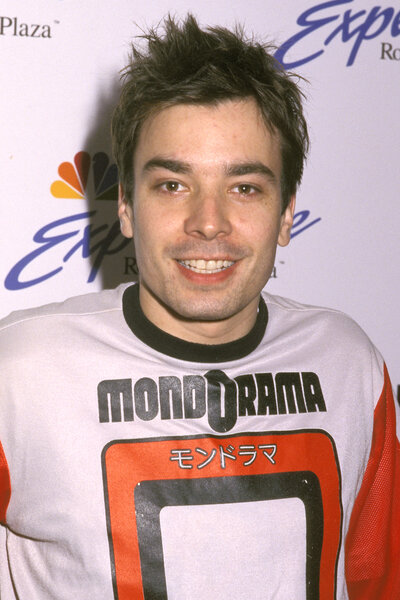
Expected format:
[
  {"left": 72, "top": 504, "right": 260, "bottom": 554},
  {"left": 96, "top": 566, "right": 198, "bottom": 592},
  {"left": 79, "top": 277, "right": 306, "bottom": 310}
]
[
  {"left": 278, "top": 195, "right": 296, "bottom": 247},
  {"left": 118, "top": 184, "right": 134, "bottom": 239}
]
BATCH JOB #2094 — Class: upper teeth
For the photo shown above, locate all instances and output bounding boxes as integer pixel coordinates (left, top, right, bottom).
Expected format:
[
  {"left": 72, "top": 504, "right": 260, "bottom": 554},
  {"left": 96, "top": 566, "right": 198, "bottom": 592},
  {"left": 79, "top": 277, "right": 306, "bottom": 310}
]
[{"left": 180, "top": 259, "right": 234, "bottom": 273}]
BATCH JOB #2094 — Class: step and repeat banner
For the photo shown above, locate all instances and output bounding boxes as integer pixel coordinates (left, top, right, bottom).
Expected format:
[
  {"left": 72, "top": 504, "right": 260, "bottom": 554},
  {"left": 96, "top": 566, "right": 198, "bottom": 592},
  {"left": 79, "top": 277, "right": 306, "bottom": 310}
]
[{"left": 1, "top": 1, "right": 399, "bottom": 398}]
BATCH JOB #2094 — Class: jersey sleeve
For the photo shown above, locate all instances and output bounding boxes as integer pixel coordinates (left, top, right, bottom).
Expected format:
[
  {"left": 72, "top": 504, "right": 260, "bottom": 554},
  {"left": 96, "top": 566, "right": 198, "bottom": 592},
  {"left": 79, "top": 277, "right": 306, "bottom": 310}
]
[
  {"left": 0, "top": 441, "right": 11, "bottom": 524},
  {"left": 345, "top": 364, "right": 400, "bottom": 599}
]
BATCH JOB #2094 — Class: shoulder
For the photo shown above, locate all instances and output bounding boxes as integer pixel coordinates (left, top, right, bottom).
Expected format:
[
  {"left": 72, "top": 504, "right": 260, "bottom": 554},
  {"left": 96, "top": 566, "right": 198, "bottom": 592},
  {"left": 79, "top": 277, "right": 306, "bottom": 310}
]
[
  {"left": 0, "top": 284, "right": 131, "bottom": 348},
  {"left": 262, "top": 290, "right": 383, "bottom": 364},
  {"left": 263, "top": 290, "right": 371, "bottom": 338}
]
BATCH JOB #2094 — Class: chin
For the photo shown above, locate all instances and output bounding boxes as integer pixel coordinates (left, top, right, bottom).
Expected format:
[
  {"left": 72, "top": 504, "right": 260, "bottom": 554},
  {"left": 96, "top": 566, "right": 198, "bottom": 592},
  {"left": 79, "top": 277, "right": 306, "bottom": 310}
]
[{"left": 169, "top": 298, "right": 242, "bottom": 323}]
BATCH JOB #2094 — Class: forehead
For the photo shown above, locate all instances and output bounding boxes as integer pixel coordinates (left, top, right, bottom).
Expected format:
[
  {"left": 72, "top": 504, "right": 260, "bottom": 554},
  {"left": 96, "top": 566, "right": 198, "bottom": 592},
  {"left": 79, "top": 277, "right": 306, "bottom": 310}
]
[{"left": 134, "top": 99, "right": 282, "bottom": 176}]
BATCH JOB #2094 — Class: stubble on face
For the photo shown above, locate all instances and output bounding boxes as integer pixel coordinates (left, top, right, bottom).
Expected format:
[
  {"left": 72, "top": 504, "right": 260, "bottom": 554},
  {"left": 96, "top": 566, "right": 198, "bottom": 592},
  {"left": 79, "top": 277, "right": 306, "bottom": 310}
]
[{"left": 120, "top": 99, "right": 294, "bottom": 343}]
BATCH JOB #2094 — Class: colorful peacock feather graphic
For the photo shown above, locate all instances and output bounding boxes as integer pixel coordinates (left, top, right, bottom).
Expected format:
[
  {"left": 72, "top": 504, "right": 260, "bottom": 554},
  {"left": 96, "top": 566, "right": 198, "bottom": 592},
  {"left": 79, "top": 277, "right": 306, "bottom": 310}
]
[{"left": 50, "top": 151, "right": 118, "bottom": 201}]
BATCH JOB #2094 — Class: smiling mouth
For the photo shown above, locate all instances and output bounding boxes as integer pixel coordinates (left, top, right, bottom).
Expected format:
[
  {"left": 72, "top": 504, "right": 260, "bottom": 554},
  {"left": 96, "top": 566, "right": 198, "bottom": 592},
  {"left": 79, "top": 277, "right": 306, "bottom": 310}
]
[{"left": 178, "top": 259, "right": 235, "bottom": 274}]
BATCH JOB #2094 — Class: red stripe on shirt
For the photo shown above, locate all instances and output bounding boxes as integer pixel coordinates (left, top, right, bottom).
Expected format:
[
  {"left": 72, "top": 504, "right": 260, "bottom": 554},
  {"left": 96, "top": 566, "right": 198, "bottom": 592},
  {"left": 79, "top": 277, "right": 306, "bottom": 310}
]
[{"left": 346, "top": 364, "right": 400, "bottom": 599}]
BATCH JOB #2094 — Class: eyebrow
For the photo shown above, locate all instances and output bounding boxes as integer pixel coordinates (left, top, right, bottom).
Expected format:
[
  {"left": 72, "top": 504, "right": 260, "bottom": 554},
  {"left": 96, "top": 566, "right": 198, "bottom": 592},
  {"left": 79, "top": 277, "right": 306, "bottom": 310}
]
[
  {"left": 225, "top": 161, "right": 277, "bottom": 182},
  {"left": 142, "top": 157, "right": 277, "bottom": 182},
  {"left": 142, "top": 157, "right": 192, "bottom": 174}
]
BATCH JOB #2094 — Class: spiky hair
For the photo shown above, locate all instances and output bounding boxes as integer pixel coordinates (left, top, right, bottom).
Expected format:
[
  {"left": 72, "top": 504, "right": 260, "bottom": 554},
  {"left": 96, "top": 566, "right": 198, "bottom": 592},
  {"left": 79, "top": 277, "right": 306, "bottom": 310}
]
[{"left": 112, "top": 14, "right": 309, "bottom": 208}]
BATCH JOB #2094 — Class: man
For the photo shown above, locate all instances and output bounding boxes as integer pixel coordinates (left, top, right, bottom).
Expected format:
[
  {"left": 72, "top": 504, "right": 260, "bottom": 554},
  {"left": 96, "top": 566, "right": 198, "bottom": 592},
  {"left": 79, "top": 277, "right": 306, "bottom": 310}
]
[{"left": 0, "top": 15, "right": 399, "bottom": 600}]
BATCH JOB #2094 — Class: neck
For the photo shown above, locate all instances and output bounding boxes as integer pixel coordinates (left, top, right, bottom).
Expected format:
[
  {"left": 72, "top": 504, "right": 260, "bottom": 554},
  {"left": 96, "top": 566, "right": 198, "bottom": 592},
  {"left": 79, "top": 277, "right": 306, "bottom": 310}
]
[{"left": 139, "top": 286, "right": 260, "bottom": 345}]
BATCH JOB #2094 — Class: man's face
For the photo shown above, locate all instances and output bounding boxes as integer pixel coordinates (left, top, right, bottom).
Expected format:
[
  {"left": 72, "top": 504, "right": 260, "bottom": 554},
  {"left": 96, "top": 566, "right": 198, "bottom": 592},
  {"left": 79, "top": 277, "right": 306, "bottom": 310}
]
[{"left": 119, "top": 98, "right": 295, "bottom": 341}]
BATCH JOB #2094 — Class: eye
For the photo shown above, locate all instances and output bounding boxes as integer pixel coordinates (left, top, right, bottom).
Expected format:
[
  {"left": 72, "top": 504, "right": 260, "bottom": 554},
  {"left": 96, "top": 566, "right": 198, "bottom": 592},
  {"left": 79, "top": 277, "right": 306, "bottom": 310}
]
[
  {"left": 160, "top": 180, "right": 185, "bottom": 193},
  {"left": 232, "top": 183, "right": 260, "bottom": 196}
]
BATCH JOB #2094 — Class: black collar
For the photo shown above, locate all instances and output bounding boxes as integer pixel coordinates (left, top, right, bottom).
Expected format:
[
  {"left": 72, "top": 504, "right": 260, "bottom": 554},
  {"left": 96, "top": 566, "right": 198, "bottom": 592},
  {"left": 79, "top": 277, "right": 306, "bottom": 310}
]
[{"left": 122, "top": 284, "right": 268, "bottom": 363}]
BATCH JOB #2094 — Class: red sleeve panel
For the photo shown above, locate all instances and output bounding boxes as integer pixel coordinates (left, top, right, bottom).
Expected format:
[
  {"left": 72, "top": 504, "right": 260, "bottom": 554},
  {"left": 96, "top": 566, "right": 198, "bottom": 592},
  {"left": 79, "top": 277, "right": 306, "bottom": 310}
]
[
  {"left": 346, "top": 365, "right": 400, "bottom": 599},
  {"left": 0, "top": 441, "right": 11, "bottom": 524}
]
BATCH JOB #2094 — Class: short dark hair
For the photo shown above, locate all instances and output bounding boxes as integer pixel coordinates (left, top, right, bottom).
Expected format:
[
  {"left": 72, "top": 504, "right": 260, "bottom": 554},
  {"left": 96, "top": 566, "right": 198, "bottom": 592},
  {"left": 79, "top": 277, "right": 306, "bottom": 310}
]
[{"left": 111, "top": 14, "right": 309, "bottom": 210}]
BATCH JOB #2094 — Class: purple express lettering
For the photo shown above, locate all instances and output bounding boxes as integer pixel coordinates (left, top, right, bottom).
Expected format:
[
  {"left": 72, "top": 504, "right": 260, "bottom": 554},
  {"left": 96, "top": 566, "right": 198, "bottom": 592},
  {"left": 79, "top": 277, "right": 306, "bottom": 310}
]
[
  {"left": 275, "top": 0, "right": 398, "bottom": 68},
  {"left": 4, "top": 212, "right": 129, "bottom": 290}
]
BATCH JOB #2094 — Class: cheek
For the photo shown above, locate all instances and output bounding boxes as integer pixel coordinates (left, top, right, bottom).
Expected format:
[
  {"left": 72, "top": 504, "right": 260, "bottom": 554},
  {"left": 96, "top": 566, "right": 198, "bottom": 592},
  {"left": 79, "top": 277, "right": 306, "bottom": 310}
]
[
  {"left": 133, "top": 211, "right": 173, "bottom": 273},
  {"left": 242, "top": 216, "right": 281, "bottom": 250},
  {"left": 131, "top": 217, "right": 153, "bottom": 263}
]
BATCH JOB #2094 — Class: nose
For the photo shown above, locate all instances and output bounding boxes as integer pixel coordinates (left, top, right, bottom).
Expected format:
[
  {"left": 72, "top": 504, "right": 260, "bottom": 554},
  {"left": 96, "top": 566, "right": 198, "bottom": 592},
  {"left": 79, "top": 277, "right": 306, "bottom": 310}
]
[{"left": 184, "top": 190, "right": 232, "bottom": 240}]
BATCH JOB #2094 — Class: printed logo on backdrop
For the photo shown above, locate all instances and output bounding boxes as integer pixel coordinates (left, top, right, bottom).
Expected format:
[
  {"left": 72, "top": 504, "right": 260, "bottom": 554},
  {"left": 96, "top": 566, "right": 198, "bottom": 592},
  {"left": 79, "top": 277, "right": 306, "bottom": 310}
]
[
  {"left": 5, "top": 152, "right": 130, "bottom": 291},
  {"left": 4, "top": 152, "right": 321, "bottom": 291},
  {"left": 275, "top": 0, "right": 400, "bottom": 67},
  {"left": 0, "top": 17, "right": 58, "bottom": 38}
]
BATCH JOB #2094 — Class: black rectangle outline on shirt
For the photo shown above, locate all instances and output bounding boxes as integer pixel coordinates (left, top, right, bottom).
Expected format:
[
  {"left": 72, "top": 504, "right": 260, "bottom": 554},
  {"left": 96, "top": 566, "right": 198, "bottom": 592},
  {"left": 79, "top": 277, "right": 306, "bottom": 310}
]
[
  {"left": 102, "top": 429, "right": 342, "bottom": 600},
  {"left": 134, "top": 471, "right": 323, "bottom": 600}
]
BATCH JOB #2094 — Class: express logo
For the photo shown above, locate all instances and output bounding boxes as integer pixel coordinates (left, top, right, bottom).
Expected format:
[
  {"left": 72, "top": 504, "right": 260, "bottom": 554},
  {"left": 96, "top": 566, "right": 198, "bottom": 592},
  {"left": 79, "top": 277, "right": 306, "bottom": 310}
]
[
  {"left": 4, "top": 152, "right": 129, "bottom": 291},
  {"left": 275, "top": 0, "right": 400, "bottom": 68},
  {"left": 4, "top": 151, "right": 320, "bottom": 291}
]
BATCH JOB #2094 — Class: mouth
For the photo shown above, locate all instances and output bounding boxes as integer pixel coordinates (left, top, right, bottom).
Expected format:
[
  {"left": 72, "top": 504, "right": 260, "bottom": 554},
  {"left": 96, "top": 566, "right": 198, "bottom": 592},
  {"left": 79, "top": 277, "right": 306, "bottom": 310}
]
[{"left": 177, "top": 259, "right": 235, "bottom": 274}]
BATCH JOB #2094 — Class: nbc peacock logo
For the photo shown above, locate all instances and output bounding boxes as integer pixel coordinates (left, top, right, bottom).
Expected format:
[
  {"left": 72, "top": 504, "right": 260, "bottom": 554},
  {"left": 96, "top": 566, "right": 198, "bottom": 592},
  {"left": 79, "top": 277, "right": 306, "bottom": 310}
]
[
  {"left": 50, "top": 151, "right": 118, "bottom": 201},
  {"left": 4, "top": 151, "right": 131, "bottom": 291}
]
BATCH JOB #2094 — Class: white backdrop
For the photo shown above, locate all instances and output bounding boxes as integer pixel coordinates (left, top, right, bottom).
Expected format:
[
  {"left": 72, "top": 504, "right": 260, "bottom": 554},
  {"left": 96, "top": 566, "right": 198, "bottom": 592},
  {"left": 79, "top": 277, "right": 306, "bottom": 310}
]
[{"left": 1, "top": 0, "right": 399, "bottom": 397}]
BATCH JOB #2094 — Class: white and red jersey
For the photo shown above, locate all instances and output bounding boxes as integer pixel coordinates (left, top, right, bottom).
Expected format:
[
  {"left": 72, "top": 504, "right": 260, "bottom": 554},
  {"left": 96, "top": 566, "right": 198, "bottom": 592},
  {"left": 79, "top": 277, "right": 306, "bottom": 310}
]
[{"left": 0, "top": 283, "right": 399, "bottom": 599}]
